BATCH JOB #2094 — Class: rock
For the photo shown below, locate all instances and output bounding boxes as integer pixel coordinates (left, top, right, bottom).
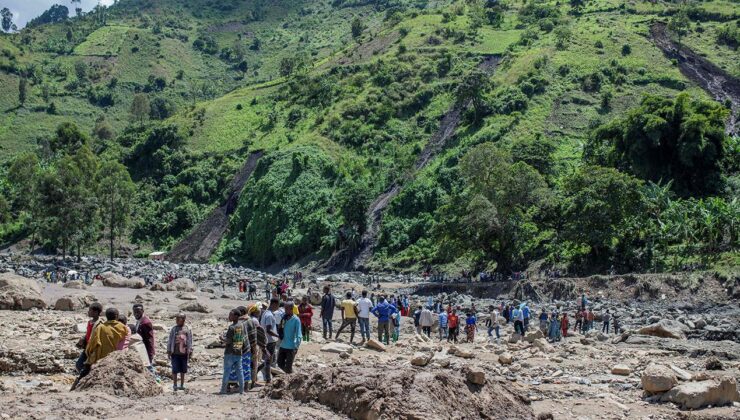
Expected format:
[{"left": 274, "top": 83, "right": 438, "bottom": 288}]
[
  {"left": 611, "top": 364, "right": 631, "bottom": 376},
  {"left": 100, "top": 272, "right": 145, "bottom": 289},
  {"left": 454, "top": 348, "right": 475, "bottom": 359},
  {"left": 670, "top": 364, "right": 693, "bottom": 381},
  {"left": 0, "top": 273, "right": 46, "bottom": 310},
  {"left": 661, "top": 377, "right": 740, "bottom": 409},
  {"left": 63, "top": 280, "right": 87, "bottom": 290},
  {"left": 637, "top": 319, "right": 688, "bottom": 340},
  {"left": 365, "top": 339, "right": 386, "bottom": 352},
  {"left": 532, "top": 338, "right": 553, "bottom": 353},
  {"left": 641, "top": 363, "right": 678, "bottom": 394},
  {"left": 580, "top": 337, "right": 594, "bottom": 346},
  {"left": 149, "top": 283, "right": 166, "bottom": 291},
  {"left": 499, "top": 353, "right": 513, "bottom": 365},
  {"left": 705, "top": 357, "right": 723, "bottom": 370},
  {"left": 524, "top": 330, "right": 543, "bottom": 343},
  {"left": 694, "top": 318, "right": 707, "bottom": 329},
  {"left": 596, "top": 332, "right": 609, "bottom": 342},
  {"left": 176, "top": 292, "right": 197, "bottom": 301},
  {"left": 54, "top": 294, "right": 96, "bottom": 311},
  {"left": 410, "top": 352, "right": 432, "bottom": 367},
  {"left": 165, "top": 278, "right": 196, "bottom": 292},
  {"left": 178, "top": 301, "right": 212, "bottom": 313},
  {"left": 320, "top": 343, "right": 353, "bottom": 354},
  {"left": 509, "top": 333, "right": 522, "bottom": 344},
  {"left": 466, "top": 367, "right": 486, "bottom": 385}
]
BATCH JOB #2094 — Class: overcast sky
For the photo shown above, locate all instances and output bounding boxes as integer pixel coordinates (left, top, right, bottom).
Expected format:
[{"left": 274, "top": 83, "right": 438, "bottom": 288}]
[{"left": 1, "top": 0, "right": 115, "bottom": 29}]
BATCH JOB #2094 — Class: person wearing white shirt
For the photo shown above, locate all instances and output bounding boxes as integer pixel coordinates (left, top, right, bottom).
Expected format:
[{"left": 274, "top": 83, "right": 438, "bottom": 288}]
[{"left": 356, "top": 290, "right": 374, "bottom": 343}]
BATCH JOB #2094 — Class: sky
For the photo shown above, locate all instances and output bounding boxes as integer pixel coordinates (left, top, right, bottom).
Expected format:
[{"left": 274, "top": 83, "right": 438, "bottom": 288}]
[{"left": 1, "top": 0, "right": 115, "bottom": 29}]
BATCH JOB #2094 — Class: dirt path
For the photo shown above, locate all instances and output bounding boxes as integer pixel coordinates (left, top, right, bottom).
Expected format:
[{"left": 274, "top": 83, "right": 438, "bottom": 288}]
[
  {"left": 168, "top": 151, "right": 263, "bottom": 263},
  {"left": 322, "top": 55, "right": 501, "bottom": 272},
  {"left": 650, "top": 22, "right": 740, "bottom": 135}
]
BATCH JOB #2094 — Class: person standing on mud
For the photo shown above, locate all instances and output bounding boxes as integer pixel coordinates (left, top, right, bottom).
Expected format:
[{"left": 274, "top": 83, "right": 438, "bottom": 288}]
[
  {"left": 586, "top": 308, "right": 595, "bottom": 332},
  {"left": 298, "top": 296, "right": 313, "bottom": 342},
  {"left": 220, "top": 309, "right": 245, "bottom": 395},
  {"left": 75, "top": 302, "right": 103, "bottom": 373},
  {"left": 319, "top": 286, "right": 336, "bottom": 340},
  {"left": 371, "top": 295, "right": 396, "bottom": 345},
  {"left": 420, "top": 306, "right": 434, "bottom": 337},
  {"left": 438, "top": 309, "right": 448, "bottom": 340},
  {"left": 335, "top": 292, "right": 359, "bottom": 343},
  {"left": 447, "top": 309, "right": 459, "bottom": 343},
  {"left": 487, "top": 305, "right": 500, "bottom": 342},
  {"left": 574, "top": 309, "right": 583, "bottom": 333},
  {"left": 465, "top": 312, "right": 477, "bottom": 343},
  {"left": 602, "top": 310, "right": 611, "bottom": 334},
  {"left": 277, "top": 302, "right": 302, "bottom": 374},
  {"left": 132, "top": 304, "right": 156, "bottom": 374},
  {"left": 259, "top": 298, "right": 280, "bottom": 384},
  {"left": 167, "top": 313, "right": 193, "bottom": 392},
  {"left": 357, "top": 290, "right": 374, "bottom": 343}
]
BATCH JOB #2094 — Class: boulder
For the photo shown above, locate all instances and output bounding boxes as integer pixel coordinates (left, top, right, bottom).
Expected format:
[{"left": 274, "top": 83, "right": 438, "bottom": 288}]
[
  {"left": 63, "top": 280, "right": 87, "bottom": 290},
  {"left": 410, "top": 352, "right": 432, "bottom": 367},
  {"left": 524, "top": 330, "right": 543, "bottom": 343},
  {"left": 365, "top": 339, "right": 386, "bottom": 352},
  {"left": 637, "top": 319, "right": 688, "bottom": 340},
  {"left": 466, "top": 367, "right": 486, "bottom": 385},
  {"left": 149, "top": 283, "right": 166, "bottom": 291},
  {"left": 533, "top": 338, "right": 554, "bottom": 353},
  {"left": 611, "top": 364, "right": 631, "bottom": 376},
  {"left": 175, "top": 292, "right": 197, "bottom": 301},
  {"left": 100, "top": 272, "right": 145, "bottom": 289},
  {"left": 320, "top": 343, "right": 353, "bottom": 354},
  {"left": 661, "top": 377, "right": 740, "bottom": 409},
  {"left": 454, "top": 348, "right": 475, "bottom": 359},
  {"left": 0, "top": 273, "right": 46, "bottom": 310},
  {"left": 54, "top": 294, "right": 96, "bottom": 311},
  {"left": 641, "top": 363, "right": 678, "bottom": 393},
  {"left": 670, "top": 365, "right": 693, "bottom": 381},
  {"left": 178, "top": 301, "right": 212, "bottom": 313},
  {"left": 165, "top": 278, "right": 196, "bottom": 292},
  {"left": 499, "top": 353, "right": 513, "bottom": 365},
  {"left": 694, "top": 318, "right": 707, "bottom": 329},
  {"left": 705, "top": 357, "right": 723, "bottom": 371},
  {"left": 508, "top": 333, "right": 522, "bottom": 344}
]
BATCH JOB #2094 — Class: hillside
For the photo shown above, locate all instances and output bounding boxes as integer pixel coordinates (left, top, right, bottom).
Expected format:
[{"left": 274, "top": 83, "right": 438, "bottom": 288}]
[{"left": 0, "top": 0, "right": 738, "bottom": 277}]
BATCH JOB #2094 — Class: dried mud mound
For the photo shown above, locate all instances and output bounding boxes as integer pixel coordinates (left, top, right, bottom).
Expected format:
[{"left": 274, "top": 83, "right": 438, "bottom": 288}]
[
  {"left": 74, "top": 350, "right": 162, "bottom": 397},
  {"left": 264, "top": 365, "right": 534, "bottom": 420}
]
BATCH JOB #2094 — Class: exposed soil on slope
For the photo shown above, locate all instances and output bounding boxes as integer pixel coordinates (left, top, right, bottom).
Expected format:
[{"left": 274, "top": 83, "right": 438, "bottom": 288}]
[
  {"left": 650, "top": 22, "right": 740, "bottom": 135},
  {"left": 168, "top": 150, "right": 263, "bottom": 263}
]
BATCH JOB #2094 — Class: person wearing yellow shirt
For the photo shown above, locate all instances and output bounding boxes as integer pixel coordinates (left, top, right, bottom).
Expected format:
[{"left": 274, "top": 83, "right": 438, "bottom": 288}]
[
  {"left": 335, "top": 292, "right": 359, "bottom": 344},
  {"left": 71, "top": 307, "right": 127, "bottom": 390}
]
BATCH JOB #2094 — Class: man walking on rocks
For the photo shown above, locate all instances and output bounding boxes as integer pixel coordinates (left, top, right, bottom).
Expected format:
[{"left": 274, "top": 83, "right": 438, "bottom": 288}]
[
  {"left": 438, "top": 309, "right": 448, "bottom": 340},
  {"left": 319, "top": 286, "right": 336, "bottom": 340},
  {"left": 447, "top": 309, "right": 459, "bottom": 343},
  {"left": 167, "top": 313, "right": 193, "bottom": 391},
  {"left": 371, "top": 295, "right": 397, "bottom": 345},
  {"left": 335, "top": 292, "right": 358, "bottom": 343},
  {"left": 357, "top": 290, "right": 373, "bottom": 343},
  {"left": 586, "top": 308, "right": 594, "bottom": 332},
  {"left": 259, "top": 298, "right": 280, "bottom": 384},
  {"left": 133, "top": 304, "right": 156, "bottom": 374},
  {"left": 487, "top": 305, "right": 500, "bottom": 342},
  {"left": 277, "top": 302, "right": 302, "bottom": 374}
]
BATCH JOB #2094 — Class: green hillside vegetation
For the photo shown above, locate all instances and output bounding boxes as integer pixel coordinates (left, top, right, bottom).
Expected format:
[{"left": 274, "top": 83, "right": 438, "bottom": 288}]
[{"left": 0, "top": 0, "right": 737, "bottom": 277}]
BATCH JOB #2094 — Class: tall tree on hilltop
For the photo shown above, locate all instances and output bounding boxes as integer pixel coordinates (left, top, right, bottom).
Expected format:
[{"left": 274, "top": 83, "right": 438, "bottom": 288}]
[{"left": 96, "top": 161, "right": 135, "bottom": 261}]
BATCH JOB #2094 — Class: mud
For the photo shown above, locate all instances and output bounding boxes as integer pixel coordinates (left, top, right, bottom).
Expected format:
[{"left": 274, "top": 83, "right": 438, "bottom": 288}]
[
  {"left": 75, "top": 350, "right": 162, "bottom": 397},
  {"left": 264, "top": 364, "right": 534, "bottom": 420}
]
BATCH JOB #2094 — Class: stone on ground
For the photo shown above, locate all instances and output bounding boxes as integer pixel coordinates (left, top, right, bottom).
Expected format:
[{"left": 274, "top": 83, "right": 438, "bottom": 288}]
[
  {"left": 62, "top": 280, "right": 87, "bottom": 289},
  {"left": 320, "top": 343, "right": 353, "bottom": 354},
  {"left": 178, "top": 300, "right": 212, "bottom": 313},
  {"left": 524, "top": 330, "right": 543, "bottom": 343},
  {"left": 54, "top": 294, "right": 96, "bottom": 311},
  {"left": 365, "top": 339, "right": 386, "bottom": 352},
  {"left": 99, "top": 272, "right": 145, "bottom": 289},
  {"left": 466, "top": 367, "right": 486, "bottom": 385},
  {"left": 611, "top": 364, "right": 631, "bottom": 376},
  {"left": 164, "top": 278, "right": 196, "bottom": 292},
  {"left": 410, "top": 352, "right": 432, "bottom": 366},
  {"left": 660, "top": 377, "right": 740, "bottom": 409},
  {"left": 499, "top": 353, "right": 513, "bottom": 365},
  {"left": 641, "top": 363, "right": 678, "bottom": 393},
  {"left": 0, "top": 273, "right": 46, "bottom": 310},
  {"left": 637, "top": 319, "right": 688, "bottom": 340}
]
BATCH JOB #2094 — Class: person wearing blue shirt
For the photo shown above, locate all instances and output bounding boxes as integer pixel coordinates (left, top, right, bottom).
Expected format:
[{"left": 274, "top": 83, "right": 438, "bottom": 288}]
[
  {"left": 438, "top": 311, "right": 448, "bottom": 340},
  {"left": 371, "top": 296, "right": 397, "bottom": 345},
  {"left": 522, "top": 303, "right": 531, "bottom": 334},
  {"left": 277, "top": 303, "right": 302, "bottom": 373}
]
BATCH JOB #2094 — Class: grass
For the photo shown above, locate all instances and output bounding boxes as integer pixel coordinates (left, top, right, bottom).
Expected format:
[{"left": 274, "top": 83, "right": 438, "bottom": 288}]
[{"left": 73, "top": 25, "right": 131, "bottom": 56}]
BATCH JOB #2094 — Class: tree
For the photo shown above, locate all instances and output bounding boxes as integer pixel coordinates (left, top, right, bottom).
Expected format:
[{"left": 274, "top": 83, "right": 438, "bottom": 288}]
[
  {"left": 668, "top": 9, "right": 690, "bottom": 48},
  {"left": 149, "top": 97, "right": 177, "bottom": 120},
  {"left": 232, "top": 39, "right": 247, "bottom": 62},
  {"left": 587, "top": 93, "right": 729, "bottom": 196},
  {"left": 455, "top": 69, "right": 490, "bottom": 122},
  {"left": 339, "top": 180, "right": 371, "bottom": 247},
  {"left": 96, "top": 161, "right": 135, "bottom": 261},
  {"left": 93, "top": 117, "right": 115, "bottom": 140},
  {"left": 1, "top": 7, "right": 15, "bottom": 33},
  {"left": 50, "top": 122, "right": 89, "bottom": 155},
  {"left": 18, "top": 78, "right": 27, "bottom": 106},
  {"left": 8, "top": 153, "right": 39, "bottom": 213},
  {"left": 351, "top": 18, "right": 365, "bottom": 40},
  {"left": 569, "top": 0, "right": 586, "bottom": 14},
  {"left": 554, "top": 25, "right": 572, "bottom": 49},
  {"left": 74, "top": 61, "right": 88, "bottom": 83},
  {"left": 130, "top": 93, "right": 150, "bottom": 124}
]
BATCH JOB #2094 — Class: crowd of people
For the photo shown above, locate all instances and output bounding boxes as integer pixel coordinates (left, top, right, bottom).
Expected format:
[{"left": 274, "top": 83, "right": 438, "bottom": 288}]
[{"left": 68, "top": 283, "right": 618, "bottom": 396}]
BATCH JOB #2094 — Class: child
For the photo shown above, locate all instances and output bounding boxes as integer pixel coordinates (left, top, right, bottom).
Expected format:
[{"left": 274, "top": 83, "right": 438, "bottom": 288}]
[
  {"left": 298, "top": 296, "right": 313, "bottom": 342},
  {"left": 560, "top": 313, "right": 569, "bottom": 338},
  {"left": 220, "top": 309, "right": 244, "bottom": 395},
  {"left": 167, "top": 313, "right": 193, "bottom": 391},
  {"left": 465, "top": 312, "right": 477, "bottom": 343},
  {"left": 391, "top": 313, "right": 401, "bottom": 342},
  {"left": 116, "top": 314, "right": 131, "bottom": 350}
]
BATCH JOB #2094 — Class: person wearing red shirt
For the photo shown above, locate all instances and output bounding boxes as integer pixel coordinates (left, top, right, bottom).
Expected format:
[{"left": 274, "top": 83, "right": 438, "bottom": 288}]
[
  {"left": 447, "top": 310, "right": 459, "bottom": 343},
  {"left": 298, "top": 296, "right": 313, "bottom": 342}
]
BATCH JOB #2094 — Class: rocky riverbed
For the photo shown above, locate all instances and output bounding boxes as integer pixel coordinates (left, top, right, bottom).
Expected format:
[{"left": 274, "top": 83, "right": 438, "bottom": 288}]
[{"left": 0, "top": 257, "right": 738, "bottom": 419}]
